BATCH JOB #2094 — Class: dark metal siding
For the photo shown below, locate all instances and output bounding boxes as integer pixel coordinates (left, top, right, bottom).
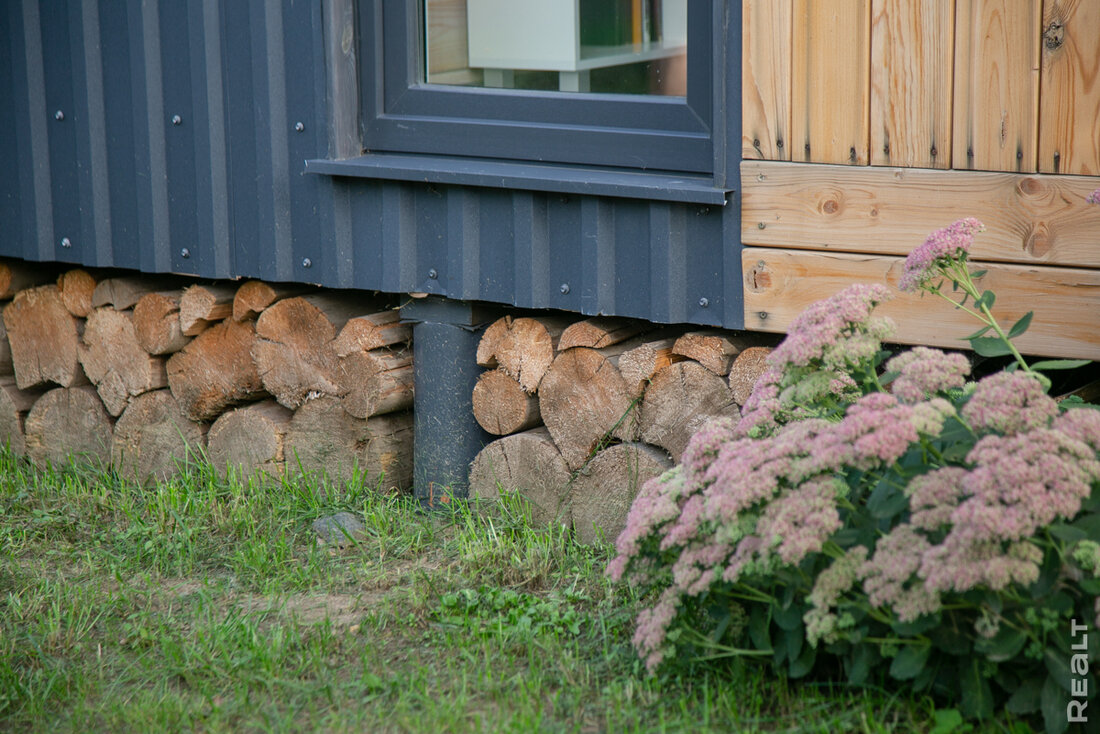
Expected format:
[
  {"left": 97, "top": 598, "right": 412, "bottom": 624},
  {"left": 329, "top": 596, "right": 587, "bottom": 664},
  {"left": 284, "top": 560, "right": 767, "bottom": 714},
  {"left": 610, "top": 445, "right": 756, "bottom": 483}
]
[{"left": 0, "top": 0, "right": 743, "bottom": 330}]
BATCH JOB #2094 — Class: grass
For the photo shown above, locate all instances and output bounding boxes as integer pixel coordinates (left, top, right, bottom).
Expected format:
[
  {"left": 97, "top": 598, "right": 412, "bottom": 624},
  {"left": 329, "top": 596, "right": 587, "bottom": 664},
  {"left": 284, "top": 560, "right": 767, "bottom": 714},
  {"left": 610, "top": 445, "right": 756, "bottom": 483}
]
[{"left": 0, "top": 452, "right": 1033, "bottom": 733}]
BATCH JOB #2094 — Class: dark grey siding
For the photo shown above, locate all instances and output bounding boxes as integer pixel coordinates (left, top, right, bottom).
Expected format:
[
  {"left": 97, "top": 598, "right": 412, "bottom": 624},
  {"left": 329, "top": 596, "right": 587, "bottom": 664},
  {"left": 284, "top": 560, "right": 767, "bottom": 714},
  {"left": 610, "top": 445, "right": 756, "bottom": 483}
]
[{"left": 0, "top": 0, "right": 743, "bottom": 330}]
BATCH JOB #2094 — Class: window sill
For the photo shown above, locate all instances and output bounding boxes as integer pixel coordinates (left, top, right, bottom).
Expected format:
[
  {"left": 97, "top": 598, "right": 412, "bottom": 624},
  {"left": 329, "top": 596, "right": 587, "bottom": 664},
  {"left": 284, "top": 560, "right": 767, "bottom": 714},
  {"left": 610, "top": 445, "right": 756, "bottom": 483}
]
[{"left": 304, "top": 153, "right": 730, "bottom": 205}]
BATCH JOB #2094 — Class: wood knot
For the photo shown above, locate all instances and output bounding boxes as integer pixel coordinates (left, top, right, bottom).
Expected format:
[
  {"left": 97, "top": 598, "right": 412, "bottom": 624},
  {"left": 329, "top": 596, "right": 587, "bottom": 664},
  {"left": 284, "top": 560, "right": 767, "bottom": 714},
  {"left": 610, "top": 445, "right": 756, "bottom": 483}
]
[
  {"left": 747, "top": 264, "right": 771, "bottom": 293},
  {"left": 822, "top": 199, "right": 839, "bottom": 214},
  {"left": 1044, "top": 21, "right": 1064, "bottom": 51},
  {"left": 1024, "top": 226, "right": 1052, "bottom": 258},
  {"left": 1018, "top": 177, "right": 1041, "bottom": 196}
]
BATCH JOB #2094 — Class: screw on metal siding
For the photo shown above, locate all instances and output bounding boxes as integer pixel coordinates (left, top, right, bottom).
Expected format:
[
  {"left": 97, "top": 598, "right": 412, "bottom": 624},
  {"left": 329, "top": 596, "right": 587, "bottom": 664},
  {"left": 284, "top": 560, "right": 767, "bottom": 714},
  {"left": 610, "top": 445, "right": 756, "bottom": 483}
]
[
  {"left": 54, "top": 110, "right": 64, "bottom": 121},
  {"left": 172, "top": 115, "right": 182, "bottom": 125},
  {"left": 559, "top": 283, "right": 570, "bottom": 294},
  {"left": 60, "top": 237, "right": 71, "bottom": 248},
  {"left": 180, "top": 248, "right": 190, "bottom": 258},
  {"left": 302, "top": 258, "right": 312, "bottom": 268},
  {"left": 428, "top": 268, "right": 438, "bottom": 279},
  {"left": 294, "top": 122, "right": 305, "bottom": 132},
  {"left": 698, "top": 297, "right": 709, "bottom": 308}
]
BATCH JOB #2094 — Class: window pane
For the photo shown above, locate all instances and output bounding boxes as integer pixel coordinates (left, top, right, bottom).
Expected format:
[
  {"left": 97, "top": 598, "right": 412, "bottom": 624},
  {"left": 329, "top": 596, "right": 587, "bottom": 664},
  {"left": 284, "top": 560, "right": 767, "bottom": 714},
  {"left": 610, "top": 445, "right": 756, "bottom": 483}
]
[{"left": 425, "top": 0, "right": 687, "bottom": 96}]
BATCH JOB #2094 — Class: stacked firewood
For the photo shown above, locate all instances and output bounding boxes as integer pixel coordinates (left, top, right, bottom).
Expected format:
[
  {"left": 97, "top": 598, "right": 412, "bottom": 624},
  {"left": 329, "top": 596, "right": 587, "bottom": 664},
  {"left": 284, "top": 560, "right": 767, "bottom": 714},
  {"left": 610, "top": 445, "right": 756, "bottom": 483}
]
[
  {"left": 467, "top": 315, "right": 776, "bottom": 544},
  {"left": 0, "top": 262, "right": 413, "bottom": 489}
]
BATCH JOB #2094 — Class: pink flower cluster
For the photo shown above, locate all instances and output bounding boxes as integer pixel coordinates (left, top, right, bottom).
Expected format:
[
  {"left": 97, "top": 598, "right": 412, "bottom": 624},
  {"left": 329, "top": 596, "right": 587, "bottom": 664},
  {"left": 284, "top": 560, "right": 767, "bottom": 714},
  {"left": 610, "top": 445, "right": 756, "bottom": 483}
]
[
  {"left": 768, "top": 283, "right": 895, "bottom": 371},
  {"left": 886, "top": 347, "right": 971, "bottom": 403},
  {"left": 899, "top": 218, "right": 984, "bottom": 292},
  {"left": 861, "top": 526, "right": 941, "bottom": 622},
  {"left": 1088, "top": 188, "right": 1100, "bottom": 205},
  {"left": 961, "top": 371, "right": 1058, "bottom": 435}
]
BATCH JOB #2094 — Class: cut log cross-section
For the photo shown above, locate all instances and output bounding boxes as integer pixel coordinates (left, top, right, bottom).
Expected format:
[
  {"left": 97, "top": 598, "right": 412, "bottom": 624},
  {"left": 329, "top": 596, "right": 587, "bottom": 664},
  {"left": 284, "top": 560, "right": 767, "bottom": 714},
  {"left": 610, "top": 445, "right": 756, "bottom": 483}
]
[
  {"left": 335, "top": 348, "right": 414, "bottom": 419},
  {"left": 0, "top": 377, "right": 46, "bottom": 456},
  {"left": 570, "top": 443, "right": 672, "bottom": 545},
  {"left": 24, "top": 386, "right": 114, "bottom": 471},
  {"left": 3, "top": 285, "right": 87, "bottom": 389},
  {"left": 112, "top": 389, "right": 207, "bottom": 485},
  {"left": 167, "top": 319, "right": 267, "bottom": 420},
  {"left": 232, "top": 281, "right": 312, "bottom": 322},
  {"left": 179, "top": 283, "right": 238, "bottom": 336},
  {"left": 476, "top": 316, "right": 573, "bottom": 392},
  {"left": 333, "top": 311, "right": 411, "bottom": 353},
  {"left": 0, "top": 258, "right": 55, "bottom": 299},
  {"left": 91, "top": 275, "right": 183, "bottom": 310},
  {"left": 207, "top": 399, "right": 293, "bottom": 479},
  {"left": 133, "top": 290, "right": 190, "bottom": 355},
  {"left": 617, "top": 337, "right": 686, "bottom": 397},
  {"left": 539, "top": 346, "right": 639, "bottom": 470},
  {"left": 472, "top": 368, "right": 541, "bottom": 435},
  {"left": 640, "top": 361, "right": 738, "bottom": 462},
  {"left": 253, "top": 294, "right": 369, "bottom": 409},
  {"left": 468, "top": 427, "right": 571, "bottom": 528},
  {"left": 729, "top": 346, "right": 774, "bottom": 407},
  {"left": 558, "top": 317, "right": 649, "bottom": 350},
  {"left": 672, "top": 330, "right": 758, "bottom": 376},
  {"left": 79, "top": 307, "right": 169, "bottom": 417},
  {"left": 56, "top": 269, "right": 98, "bottom": 317},
  {"left": 0, "top": 311, "right": 13, "bottom": 376},
  {"left": 284, "top": 396, "right": 413, "bottom": 491}
]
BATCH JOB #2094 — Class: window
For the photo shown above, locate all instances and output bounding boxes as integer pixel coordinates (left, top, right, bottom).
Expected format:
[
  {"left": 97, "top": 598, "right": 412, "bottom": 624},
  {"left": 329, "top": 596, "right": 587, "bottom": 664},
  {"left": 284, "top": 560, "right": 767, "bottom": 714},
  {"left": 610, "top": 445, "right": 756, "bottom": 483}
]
[{"left": 359, "top": 0, "right": 725, "bottom": 177}]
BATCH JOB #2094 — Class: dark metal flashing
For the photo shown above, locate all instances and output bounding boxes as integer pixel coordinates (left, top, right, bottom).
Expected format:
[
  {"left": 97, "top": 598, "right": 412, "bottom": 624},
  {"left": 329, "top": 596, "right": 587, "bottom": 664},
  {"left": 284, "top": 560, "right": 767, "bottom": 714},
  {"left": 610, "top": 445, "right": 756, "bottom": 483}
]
[{"left": 306, "top": 154, "right": 732, "bottom": 206}]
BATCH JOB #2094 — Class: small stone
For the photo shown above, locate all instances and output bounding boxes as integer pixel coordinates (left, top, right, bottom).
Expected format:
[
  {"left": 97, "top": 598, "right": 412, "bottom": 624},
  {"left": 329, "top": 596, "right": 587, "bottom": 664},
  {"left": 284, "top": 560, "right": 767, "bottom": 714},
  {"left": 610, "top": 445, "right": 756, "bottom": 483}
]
[{"left": 312, "top": 512, "right": 366, "bottom": 548}]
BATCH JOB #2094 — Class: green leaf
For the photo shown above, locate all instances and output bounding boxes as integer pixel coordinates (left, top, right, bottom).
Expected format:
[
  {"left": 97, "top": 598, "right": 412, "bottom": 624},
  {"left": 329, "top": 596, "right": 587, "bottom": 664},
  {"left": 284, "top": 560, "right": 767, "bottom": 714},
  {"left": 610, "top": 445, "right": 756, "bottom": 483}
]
[
  {"left": 1005, "top": 678, "right": 1043, "bottom": 714},
  {"left": 976, "top": 290, "right": 996, "bottom": 310},
  {"left": 1045, "top": 648, "right": 1073, "bottom": 691},
  {"left": 964, "top": 325, "right": 992, "bottom": 340},
  {"left": 1041, "top": 675, "right": 1070, "bottom": 734},
  {"left": 959, "top": 658, "right": 994, "bottom": 720},
  {"left": 867, "top": 479, "right": 909, "bottom": 520},
  {"left": 974, "top": 625, "right": 1027, "bottom": 662},
  {"left": 1030, "top": 551, "right": 1062, "bottom": 598},
  {"left": 891, "top": 614, "right": 939, "bottom": 637},
  {"left": 1031, "top": 359, "right": 1092, "bottom": 371},
  {"left": 783, "top": 625, "right": 804, "bottom": 663},
  {"left": 889, "top": 643, "right": 930, "bottom": 680},
  {"left": 1048, "top": 523, "right": 1089, "bottom": 543},
  {"left": 788, "top": 639, "right": 816, "bottom": 679},
  {"left": 1008, "top": 311, "right": 1034, "bottom": 338},
  {"left": 969, "top": 337, "right": 1014, "bottom": 358},
  {"left": 773, "top": 603, "right": 803, "bottom": 632},
  {"left": 748, "top": 605, "right": 771, "bottom": 652},
  {"left": 928, "top": 709, "right": 965, "bottom": 734},
  {"left": 847, "top": 643, "right": 876, "bottom": 685},
  {"left": 970, "top": 269, "right": 988, "bottom": 279}
]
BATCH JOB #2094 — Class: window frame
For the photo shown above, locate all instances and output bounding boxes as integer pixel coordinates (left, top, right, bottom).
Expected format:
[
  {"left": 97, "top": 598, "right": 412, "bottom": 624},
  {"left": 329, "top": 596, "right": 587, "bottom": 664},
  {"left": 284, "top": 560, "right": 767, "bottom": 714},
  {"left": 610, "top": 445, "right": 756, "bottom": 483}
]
[{"left": 358, "top": 0, "right": 729, "bottom": 179}]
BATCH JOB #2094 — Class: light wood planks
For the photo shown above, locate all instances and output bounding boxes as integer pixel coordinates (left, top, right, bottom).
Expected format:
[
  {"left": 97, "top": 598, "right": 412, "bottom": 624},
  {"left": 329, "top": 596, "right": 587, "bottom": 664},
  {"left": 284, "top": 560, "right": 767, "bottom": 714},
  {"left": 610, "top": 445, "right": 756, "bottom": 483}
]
[
  {"left": 741, "top": 161, "right": 1100, "bottom": 267},
  {"left": 742, "top": 0, "right": 792, "bottom": 160},
  {"left": 952, "top": 0, "right": 1042, "bottom": 172},
  {"left": 791, "top": 0, "right": 872, "bottom": 165},
  {"left": 870, "top": 0, "right": 955, "bottom": 168},
  {"left": 1039, "top": 0, "right": 1100, "bottom": 175},
  {"left": 742, "top": 247, "right": 1100, "bottom": 360}
]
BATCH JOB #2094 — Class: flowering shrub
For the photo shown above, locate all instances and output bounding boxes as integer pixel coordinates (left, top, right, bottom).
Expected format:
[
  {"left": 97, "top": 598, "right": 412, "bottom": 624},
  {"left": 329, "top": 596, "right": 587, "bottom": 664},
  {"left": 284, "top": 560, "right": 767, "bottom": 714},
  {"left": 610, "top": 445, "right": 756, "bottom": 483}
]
[{"left": 609, "top": 203, "right": 1100, "bottom": 732}]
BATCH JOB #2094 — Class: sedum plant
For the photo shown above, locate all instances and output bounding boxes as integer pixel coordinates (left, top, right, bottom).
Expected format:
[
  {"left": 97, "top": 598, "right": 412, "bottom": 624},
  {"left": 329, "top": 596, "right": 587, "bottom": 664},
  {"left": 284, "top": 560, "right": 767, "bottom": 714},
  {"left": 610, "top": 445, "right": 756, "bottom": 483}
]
[{"left": 609, "top": 199, "right": 1100, "bottom": 732}]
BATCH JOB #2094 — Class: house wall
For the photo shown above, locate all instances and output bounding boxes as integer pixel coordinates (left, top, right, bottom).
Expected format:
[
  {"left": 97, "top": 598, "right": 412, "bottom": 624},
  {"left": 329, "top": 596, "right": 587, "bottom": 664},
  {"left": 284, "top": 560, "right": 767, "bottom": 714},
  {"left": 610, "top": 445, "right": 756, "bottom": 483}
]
[
  {"left": 740, "top": 0, "right": 1100, "bottom": 360},
  {"left": 0, "top": 0, "right": 741, "bottom": 331}
]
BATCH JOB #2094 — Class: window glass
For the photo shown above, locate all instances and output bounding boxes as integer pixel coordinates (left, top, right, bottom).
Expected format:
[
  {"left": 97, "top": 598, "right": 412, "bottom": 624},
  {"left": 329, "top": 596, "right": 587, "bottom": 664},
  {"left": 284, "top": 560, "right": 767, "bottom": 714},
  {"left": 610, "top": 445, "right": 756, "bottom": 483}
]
[{"left": 425, "top": 0, "right": 687, "bottom": 95}]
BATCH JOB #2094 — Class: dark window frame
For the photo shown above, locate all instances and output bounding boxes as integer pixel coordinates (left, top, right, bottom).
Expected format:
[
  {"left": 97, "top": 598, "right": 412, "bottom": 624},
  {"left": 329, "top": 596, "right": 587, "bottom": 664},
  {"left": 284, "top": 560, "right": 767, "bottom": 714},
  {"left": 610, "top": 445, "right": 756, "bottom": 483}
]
[
  {"left": 307, "top": 1, "right": 738, "bottom": 204},
  {"left": 362, "top": 0, "right": 726, "bottom": 176}
]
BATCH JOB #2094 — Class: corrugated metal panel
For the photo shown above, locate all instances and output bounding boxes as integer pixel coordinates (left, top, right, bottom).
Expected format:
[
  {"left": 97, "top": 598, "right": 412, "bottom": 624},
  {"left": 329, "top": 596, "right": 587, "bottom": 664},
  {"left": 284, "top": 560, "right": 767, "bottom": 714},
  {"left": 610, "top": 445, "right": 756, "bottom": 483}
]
[{"left": 0, "top": 0, "right": 744, "bottom": 330}]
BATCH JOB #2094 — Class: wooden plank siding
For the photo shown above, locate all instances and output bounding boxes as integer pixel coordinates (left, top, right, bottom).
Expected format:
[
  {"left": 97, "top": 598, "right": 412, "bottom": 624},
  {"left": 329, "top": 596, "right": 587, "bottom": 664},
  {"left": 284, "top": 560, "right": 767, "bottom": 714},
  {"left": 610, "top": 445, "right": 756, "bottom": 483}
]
[
  {"left": 1038, "top": 0, "right": 1100, "bottom": 175},
  {"left": 870, "top": 0, "right": 956, "bottom": 169},
  {"left": 742, "top": 162, "right": 1100, "bottom": 267},
  {"left": 952, "top": 0, "right": 1043, "bottom": 173},
  {"left": 742, "top": 0, "right": 792, "bottom": 160},
  {"left": 791, "top": 0, "right": 872, "bottom": 165},
  {"left": 742, "top": 248, "right": 1100, "bottom": 360}
]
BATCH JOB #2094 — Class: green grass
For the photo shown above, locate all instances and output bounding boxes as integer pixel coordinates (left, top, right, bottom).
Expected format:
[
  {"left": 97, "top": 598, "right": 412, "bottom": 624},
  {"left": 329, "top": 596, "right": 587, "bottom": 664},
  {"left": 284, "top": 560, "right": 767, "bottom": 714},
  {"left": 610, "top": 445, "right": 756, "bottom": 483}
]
[{"left": 0, "top": 452, "right": 1031, "bottom": 733}]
